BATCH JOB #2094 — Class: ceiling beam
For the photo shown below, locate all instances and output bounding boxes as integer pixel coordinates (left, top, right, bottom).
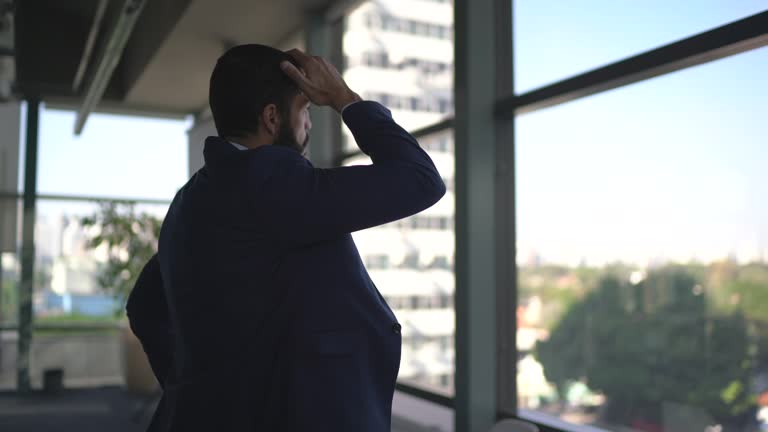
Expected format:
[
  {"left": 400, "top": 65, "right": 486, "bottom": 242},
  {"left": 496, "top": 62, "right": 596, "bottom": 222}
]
[
  {"left": 72, "top": 0, "right": 109, "bottom": 92},
  {"left": 74, "top": 0, "right": 146, "bottom": 134},
  {"left": 47, "top": 97, "right": 188, "bottom": 120},
  {"left": 13, "top": 1, "right": 93, "bottom": 99},
  {"left": 120, "top": 0, "right": 193, "bottom": 98}
]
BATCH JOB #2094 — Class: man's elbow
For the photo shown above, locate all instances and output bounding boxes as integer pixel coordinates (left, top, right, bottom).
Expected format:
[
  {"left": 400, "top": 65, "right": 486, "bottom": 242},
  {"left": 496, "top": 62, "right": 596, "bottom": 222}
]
[
  {"left": 432, "top": 176, "right": 447, "bottom": 203},
  {"left": 125, "top": 297, "right": 156, "bottom": 344},
  {"left": 125, "top": 307, "right": 148, "bottom": 342},
  {"left": 420, "top": 171, "right": 446, "bottom": 209}
]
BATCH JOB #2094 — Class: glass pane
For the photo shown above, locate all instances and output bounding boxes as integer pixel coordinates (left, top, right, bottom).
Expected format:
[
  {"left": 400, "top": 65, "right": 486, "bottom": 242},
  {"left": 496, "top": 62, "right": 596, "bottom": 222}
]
[
  {"left": 38, "top": 107, "right": 191, "bottom": 200},
  {"left": 34, "top": 199, "right": 167, "bottom": 322},
  {"left": 342, "top": 0, "right": 454, "bottom": 151},
  {"left": 0, "top": 199, "right": 167, "bottom": 390},
  {"left": 514, "top": 0, "right": 768, "bottom": 93},
  {"left": 343, "top": 128, "right": 455, "bottom": 393},
  {"left": 0, "top": 250, "right": 19, "bottom": 327},
  {"left": 0, "top": 255, "right": 20, "bottom": 390},
  {"left": 0, "top": 197, "right": 20, "bottom": 390},
  {"left": 516, "top": 48, "right": 768, "bottom": 431},
  {"left": 0, "top": 197, "right": 21, "bottom": 327}
]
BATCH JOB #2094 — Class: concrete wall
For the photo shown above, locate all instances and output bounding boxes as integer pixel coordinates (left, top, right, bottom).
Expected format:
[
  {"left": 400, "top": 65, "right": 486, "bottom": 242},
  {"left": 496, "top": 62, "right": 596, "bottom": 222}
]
[
  {"left": 0, "top": 101, "right": 20, "bottom": 252},
  {"left": 0, "top": 330, "right": 124, "bottom": 390},
  {"left": 187, "top": 116, "right": 215, "bottom": 177}
]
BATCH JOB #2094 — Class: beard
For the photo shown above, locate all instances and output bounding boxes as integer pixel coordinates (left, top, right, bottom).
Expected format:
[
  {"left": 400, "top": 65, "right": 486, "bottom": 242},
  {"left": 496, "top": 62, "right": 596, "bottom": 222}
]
[{"left": 273, "top": 121, "right": 310, "bottom": 156}]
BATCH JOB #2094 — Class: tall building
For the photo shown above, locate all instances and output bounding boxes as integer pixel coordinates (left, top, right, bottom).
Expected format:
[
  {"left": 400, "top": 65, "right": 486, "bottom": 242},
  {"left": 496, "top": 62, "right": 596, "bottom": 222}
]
[{"left": 342, "top": 0, "right": 456, "bottom": 391}]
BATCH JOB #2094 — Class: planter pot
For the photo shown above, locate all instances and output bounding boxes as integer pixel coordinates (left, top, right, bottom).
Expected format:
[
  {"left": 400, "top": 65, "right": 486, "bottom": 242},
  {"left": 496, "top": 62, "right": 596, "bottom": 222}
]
[
  {"left": 121, "top": 324, "right": 158, "bottom": 394},
  {"left": 42, "top": 368, "right": 64, "bottom": 393}
]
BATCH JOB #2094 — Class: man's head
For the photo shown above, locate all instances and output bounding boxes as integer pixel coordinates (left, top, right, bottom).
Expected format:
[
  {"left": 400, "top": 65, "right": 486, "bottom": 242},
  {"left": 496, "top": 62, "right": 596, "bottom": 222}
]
[{"left": 209, "top": 44, "right": 312, "bottom": 154}]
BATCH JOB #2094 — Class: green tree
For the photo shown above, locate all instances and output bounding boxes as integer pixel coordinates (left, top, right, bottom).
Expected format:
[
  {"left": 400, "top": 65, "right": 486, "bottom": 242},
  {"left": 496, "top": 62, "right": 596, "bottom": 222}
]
[
  {"left": 537, "top": 267, "right": 757, "bottom": 429},
  {"left": 80, "top": 202, "right": 161, "bottom": 316}
]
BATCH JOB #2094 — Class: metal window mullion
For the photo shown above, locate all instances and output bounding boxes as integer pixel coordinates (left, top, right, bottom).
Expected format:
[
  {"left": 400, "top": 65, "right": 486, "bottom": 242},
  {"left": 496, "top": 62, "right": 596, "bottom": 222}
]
[
  {"left": 0, "top": 192, "right": 172, "bottom": 205},
  {"left": 411, "top": 117, "right": 454, "bottom": 139},
  {"left": 395, "top": 381, "right": 454, "bottom": 408},
  {"left": 495, "top": 10, "right": 768, "bottom": 118},
  {"left": 306, "top": 12, "right": 345, "bottom": 169},
  {"left": 35, "top": 193, "right": 172, "bottom": 205},
  {"left": 17, "top": 98, "right": 39, "bottom": 393},
  {"left": 494, "top": 0, "right": 517, "bottom": 419},
  {"left": 335, "top": 117, "right": 455, "bottom": 166}
]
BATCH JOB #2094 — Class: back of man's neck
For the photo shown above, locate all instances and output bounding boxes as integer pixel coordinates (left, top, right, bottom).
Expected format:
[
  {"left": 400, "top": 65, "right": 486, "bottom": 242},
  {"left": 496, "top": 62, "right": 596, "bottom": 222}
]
[{"left": 227, "top": 136, "right": 269, "bottom": 150}]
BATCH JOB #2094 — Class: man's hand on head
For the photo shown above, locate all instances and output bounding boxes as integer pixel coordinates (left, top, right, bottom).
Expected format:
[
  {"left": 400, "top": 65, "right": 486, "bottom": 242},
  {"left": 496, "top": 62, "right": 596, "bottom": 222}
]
[{"left": 281, "top": 49, "right": 362, "bottom": 113}]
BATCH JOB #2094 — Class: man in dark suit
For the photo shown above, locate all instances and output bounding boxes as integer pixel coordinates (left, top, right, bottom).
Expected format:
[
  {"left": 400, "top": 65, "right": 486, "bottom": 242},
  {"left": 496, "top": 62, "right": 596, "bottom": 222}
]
[{"left": 126, "top": 44, "right": 445, "bottom": 431}]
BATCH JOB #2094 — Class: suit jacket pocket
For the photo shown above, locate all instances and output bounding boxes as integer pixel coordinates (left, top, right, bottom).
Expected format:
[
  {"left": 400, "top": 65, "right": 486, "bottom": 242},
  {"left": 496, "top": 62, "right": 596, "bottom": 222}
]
[{"left": 289, "top": 328, "right": 368, "bottom": 431}]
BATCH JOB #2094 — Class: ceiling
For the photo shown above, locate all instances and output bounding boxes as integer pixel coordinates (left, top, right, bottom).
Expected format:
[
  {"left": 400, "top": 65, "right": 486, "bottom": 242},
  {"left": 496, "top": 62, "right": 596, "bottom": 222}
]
[{"left": 12, "top": 0, "right": 349, "bottom": 118}]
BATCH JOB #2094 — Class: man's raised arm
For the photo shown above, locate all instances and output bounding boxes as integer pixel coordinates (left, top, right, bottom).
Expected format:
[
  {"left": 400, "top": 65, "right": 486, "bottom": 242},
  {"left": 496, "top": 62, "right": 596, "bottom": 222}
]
[{"left": 260, "top": 50, "right": 445, "bottom": 246}]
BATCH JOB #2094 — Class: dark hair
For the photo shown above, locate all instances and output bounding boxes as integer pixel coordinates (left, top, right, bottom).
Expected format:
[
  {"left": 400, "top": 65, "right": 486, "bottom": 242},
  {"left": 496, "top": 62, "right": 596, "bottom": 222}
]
[{"left": 209, "top": 44, "right": 301, "bottom": 138}]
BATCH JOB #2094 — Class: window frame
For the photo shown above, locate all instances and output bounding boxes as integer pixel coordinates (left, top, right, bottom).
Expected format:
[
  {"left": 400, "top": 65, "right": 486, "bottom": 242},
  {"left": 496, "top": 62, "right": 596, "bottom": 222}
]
[{"left": 337, "top": 5, "right": 768, "bottom": 432}]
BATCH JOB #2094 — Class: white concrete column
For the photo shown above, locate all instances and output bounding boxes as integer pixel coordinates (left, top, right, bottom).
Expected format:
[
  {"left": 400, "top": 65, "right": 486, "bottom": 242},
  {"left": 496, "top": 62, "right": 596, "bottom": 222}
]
[
  {"left": 453, "top": 0, "right": 505, "bottom": 429},
  {"left": 187, "top": 115, "right": 215, "bottom": 177}
]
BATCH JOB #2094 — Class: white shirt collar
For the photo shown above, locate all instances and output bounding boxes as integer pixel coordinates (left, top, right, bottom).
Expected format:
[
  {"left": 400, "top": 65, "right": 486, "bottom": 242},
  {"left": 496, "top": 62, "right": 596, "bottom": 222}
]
[{"left": 229, "top": 140, "right": 249, "bottom": 151}]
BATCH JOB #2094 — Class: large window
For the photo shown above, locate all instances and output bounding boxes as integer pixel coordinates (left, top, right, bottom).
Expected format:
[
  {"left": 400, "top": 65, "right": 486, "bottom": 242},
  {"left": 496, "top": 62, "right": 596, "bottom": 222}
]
[
  {"left": 513, "top": 0, "right": 767, "bottom": 93},
  {"left": 516, "top": 46, "right": 768, "bottom": 432},
  {"left": 38, "top": 109, "right": 189, "bottom": 200},
  {"left": 0, "top": 106, "right": 186, "bottom": 391},
  {"left": 12, "top": 199, "right": 168, "bottom": 390}
]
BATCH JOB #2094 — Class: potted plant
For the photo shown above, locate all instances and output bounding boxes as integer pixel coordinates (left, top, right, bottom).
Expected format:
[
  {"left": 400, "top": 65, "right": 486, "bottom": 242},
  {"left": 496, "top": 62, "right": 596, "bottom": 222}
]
[{"left": 81, "top": 201, "right": 162, "bottom": 394}]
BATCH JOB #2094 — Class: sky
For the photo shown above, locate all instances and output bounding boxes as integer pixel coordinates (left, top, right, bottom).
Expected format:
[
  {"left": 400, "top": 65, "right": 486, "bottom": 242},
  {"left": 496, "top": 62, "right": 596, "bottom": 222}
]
[
  {"left": 16, "top": 0, "right": 768, "bottom": 267},
  {"left": 34, "top": 111, "right": 190, "bottom": 201},
  {"left": 513, "top": 0, "right": 768, "bottom": 265}
]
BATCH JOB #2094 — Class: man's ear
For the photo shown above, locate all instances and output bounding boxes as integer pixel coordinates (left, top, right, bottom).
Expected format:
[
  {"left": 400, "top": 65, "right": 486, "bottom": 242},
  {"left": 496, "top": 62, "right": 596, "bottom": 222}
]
[{"left": 260, "top": 104, "right": 280, "bottom": 136}]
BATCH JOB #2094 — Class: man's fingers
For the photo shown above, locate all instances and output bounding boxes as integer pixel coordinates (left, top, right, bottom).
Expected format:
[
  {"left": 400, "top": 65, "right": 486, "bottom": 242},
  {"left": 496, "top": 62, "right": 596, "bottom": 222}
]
[
  {"left": 285, "top": 48, "right": 312, "bottom": 66},
  {"left": 280, "top": 61, "right": 313, "bottom": 92}
]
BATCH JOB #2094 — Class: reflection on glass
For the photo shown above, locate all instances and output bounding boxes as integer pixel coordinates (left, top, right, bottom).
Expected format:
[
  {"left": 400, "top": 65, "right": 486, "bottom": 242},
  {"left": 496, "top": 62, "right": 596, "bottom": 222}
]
[
  {"left": 342, "top": 0, "right": 454, "bottom": 152},
  {"left": 515, "top": 48, "right": 768, "bottom": 431},
  {"left": 344, "top": 129, "right": 455, "bottom": 393},
  {"left": 514, "top": 0, "right": 767, "bottom": 93}
]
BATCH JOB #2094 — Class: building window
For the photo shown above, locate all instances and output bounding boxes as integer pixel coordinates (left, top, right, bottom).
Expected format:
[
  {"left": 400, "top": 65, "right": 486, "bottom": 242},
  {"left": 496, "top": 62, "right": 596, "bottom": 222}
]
[
  {"left": 343, "top": 0, "right": 455, "bottom": 395},
  {"left": 409, "top": 97, "right": 419, "bottom": 111},
  {"left": 365, "top": 254, "right": 390, "bottom": 269}
]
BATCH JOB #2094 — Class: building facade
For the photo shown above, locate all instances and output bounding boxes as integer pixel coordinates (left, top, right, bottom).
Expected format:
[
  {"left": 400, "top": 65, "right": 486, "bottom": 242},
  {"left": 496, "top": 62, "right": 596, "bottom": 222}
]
[{"left": 343, "top": 0, "right": 456, "bottom": 391}]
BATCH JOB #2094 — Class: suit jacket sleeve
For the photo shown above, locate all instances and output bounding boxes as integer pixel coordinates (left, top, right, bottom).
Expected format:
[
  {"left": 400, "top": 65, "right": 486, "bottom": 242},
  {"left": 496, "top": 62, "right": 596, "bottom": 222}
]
[
  {"left": 259, "top": 101, "right": 446, "bottom": 247},
  {"left": 125, "top": 254, "right": 172, "bottom": 388}
]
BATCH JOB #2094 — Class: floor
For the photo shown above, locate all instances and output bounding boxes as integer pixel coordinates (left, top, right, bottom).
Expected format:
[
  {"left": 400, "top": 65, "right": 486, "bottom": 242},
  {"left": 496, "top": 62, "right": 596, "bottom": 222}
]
[
  {"left": 0, "top": 386, "right": 156, "bottom": 432},
  {"left": 0, "top": 385, "right": 444, "bottom": 432}
]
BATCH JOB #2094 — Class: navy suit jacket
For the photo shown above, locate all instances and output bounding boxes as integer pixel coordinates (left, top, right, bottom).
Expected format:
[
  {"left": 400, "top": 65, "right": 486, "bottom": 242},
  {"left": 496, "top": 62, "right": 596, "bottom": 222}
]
[{"left": 126, "top": 101, "right": 445, "bottom": 431}]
